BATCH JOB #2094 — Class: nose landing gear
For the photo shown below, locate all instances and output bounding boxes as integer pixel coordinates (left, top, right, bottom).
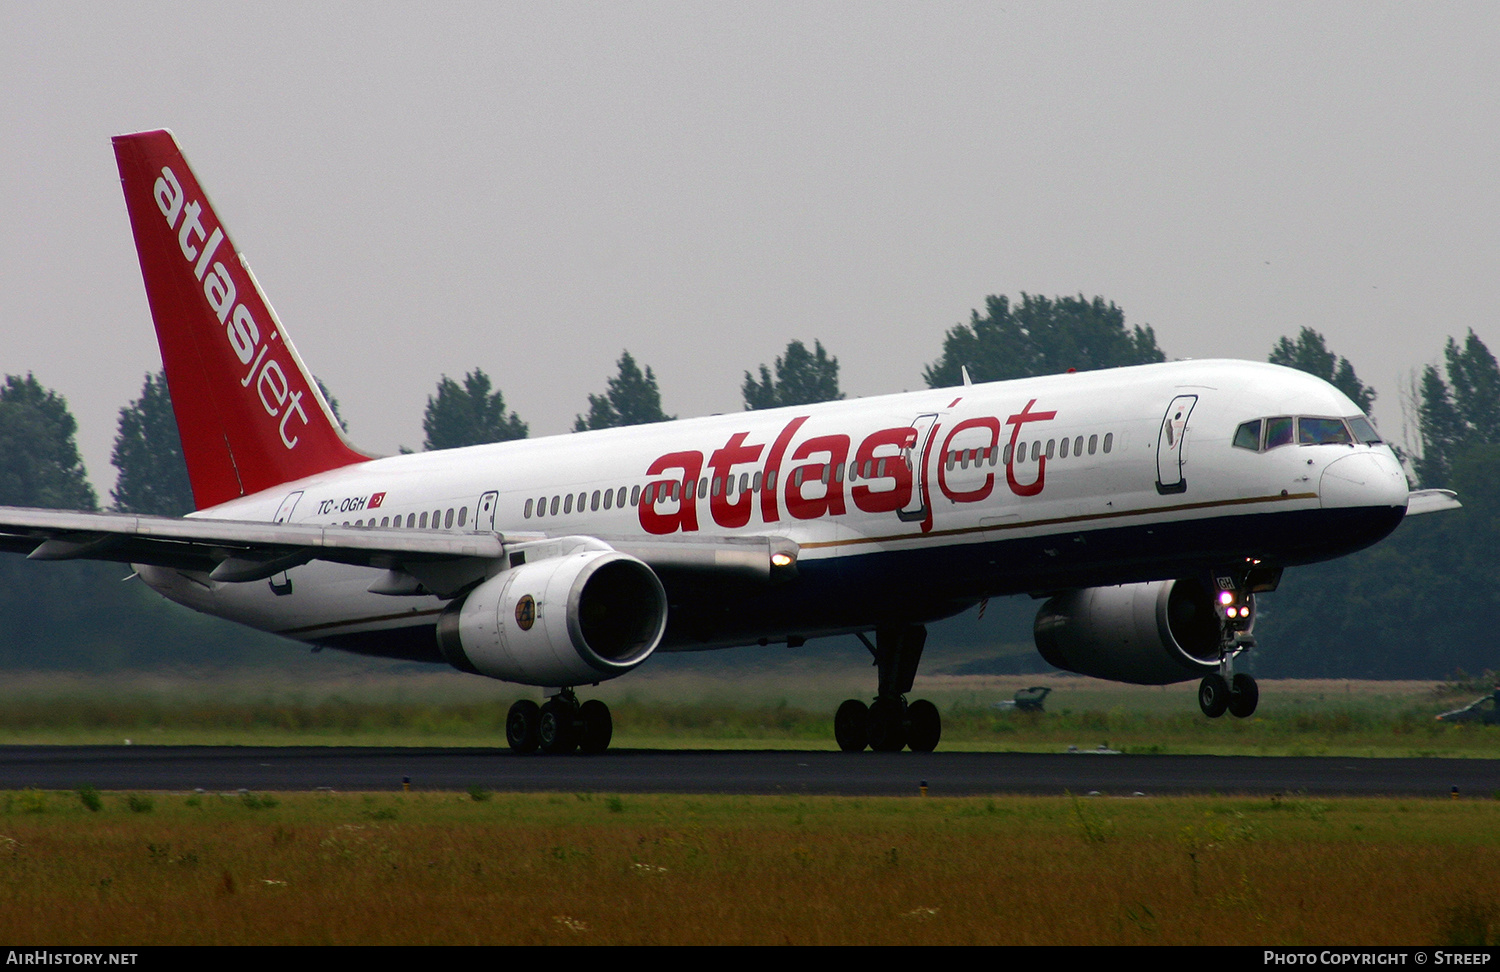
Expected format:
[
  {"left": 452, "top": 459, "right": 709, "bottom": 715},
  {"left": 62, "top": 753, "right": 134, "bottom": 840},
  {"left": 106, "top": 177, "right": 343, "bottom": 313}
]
[{"left": 1198, "top": 577, "right": 1260, "bottom": 719}]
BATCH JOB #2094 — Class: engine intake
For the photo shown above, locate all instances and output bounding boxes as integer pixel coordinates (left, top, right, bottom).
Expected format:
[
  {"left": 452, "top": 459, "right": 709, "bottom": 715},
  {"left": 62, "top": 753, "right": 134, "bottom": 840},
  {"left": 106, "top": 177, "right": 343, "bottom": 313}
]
[
  {"left": 1034, "top": 578, "right": 1249, "bottom": 685},
  {"left": 436, "top": 548, "right": 667, "bottom": 686}
]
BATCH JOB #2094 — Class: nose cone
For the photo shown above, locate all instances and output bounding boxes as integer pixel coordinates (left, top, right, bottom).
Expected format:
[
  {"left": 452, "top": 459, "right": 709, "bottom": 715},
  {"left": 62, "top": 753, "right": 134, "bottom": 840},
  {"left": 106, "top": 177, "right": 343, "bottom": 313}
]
[{"left": 1319, "top": 451, "right": 1408, "bottom": 510}]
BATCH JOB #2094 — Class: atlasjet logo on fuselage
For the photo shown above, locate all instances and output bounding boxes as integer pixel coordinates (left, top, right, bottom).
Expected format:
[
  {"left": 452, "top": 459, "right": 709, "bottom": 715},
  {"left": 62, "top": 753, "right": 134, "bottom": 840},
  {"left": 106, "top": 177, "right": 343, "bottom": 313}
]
[{"left": 635, "top": 401, "right": 1058, "bottom": 535}]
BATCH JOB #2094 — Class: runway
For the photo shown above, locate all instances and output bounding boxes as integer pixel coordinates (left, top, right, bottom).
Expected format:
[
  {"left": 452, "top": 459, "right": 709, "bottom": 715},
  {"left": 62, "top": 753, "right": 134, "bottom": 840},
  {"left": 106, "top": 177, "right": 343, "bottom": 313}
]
[{"left": 1, "top": 745, "right": 1496, "bottom": 797}]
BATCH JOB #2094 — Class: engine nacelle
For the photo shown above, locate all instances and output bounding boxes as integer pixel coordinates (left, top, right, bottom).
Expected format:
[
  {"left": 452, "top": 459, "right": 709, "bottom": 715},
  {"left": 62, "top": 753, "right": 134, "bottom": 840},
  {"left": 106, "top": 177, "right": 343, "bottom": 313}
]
[
  {"left": 436, "top": 548, "right": 667, "bottom": 686},
  {"left": 1034, "top": 578, "right": 1252, "bottom": 685}
]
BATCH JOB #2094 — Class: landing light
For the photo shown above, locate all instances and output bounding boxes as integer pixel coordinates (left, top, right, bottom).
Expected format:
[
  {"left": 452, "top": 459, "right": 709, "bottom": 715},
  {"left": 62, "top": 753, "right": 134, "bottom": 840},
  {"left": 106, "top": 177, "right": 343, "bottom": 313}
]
[
  {"left": 1219, "top": 590, "right": 1235, "bottom": 606},
  {"left": 771, "top": 553, "right": 794, "bottom": 567}
]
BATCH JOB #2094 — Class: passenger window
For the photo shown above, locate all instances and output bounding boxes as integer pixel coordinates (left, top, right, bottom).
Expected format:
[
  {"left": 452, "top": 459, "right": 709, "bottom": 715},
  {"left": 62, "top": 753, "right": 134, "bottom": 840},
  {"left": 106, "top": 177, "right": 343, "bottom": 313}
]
[
  {"left": 1003, "top": 444, "right": 1014, "bottom": 464},
  {"left": 1234, "top": 420, "right": 1262, "bottom": 451},
  {"left": 617, "top": 486, "right": 627, "bottom": 508},
  {"left": 1265, "top": 417, "right": 1294, "bottom": 449},
  {"left": 550, "top": 496, "right": 559, "bottom": 516},
  {"left": 1088, "top": 434, "right": 1097, "bottom": 455},
  {"left": 407, "top": 513, "right": 416, "bottom": 528},
  {"left": 1299, "top": 417, "right": 1352, "bottom": 445},
  {"left": 1074, "top": 436, "right": 1083, "bottom": 457},
  {"left": 765, "top": 470, "right": 778, "bottom": 491},
  {"left": 445, "top": 508, "right": 454, "bottom": 529},
  {"left": 564, "top": 494, "right": 573, "bottom": 514},
  {"left": 419, "top": 512, "right": 428, "bottom": 528},
  {"left": 1046, "top": 439, "right": 1055, "bottom": 459},
  {"left": 630, "top": 485, "right": 640, "bottom": 506},
  {"left": 876, "top": 459, "right": 886, "bottom": 478},
  {"left": 1060, "top": 438, "right": 1069, "bottom": 458},
  {"left": 591, "top": 490, "right": 601, "bottom": 511},
  {"left": 1103, "top": 433, "right": 1113, "bottom": 454},
  {"left": 458, "top": 507, "right": 467, "bottom": 527},
  {"left": 525, "top": 498, "right": 534, "bottom": 518}
]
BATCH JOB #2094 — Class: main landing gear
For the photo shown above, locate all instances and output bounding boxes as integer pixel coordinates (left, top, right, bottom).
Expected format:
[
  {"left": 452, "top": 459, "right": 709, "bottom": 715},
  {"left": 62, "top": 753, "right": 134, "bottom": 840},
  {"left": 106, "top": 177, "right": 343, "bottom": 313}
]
[
  {"left": 835, "top": 623, "right": 942, "bottom": 753},
  {"left": 507, "top": 689, "right": 613, "bottom": 755},
  {"left": 1197, "top": 579, "right": 1260, "bottom": 720}
]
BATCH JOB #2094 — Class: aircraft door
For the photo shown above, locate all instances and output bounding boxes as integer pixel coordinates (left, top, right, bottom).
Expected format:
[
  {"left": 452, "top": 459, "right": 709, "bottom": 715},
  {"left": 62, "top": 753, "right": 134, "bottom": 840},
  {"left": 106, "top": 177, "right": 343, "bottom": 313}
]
[
  {"left": 476, "top": 490, "right": 498, "bottom": 532},
  {"left": 1156, "top": 395, "right": 1197, "bottom": 495},
  {"left": 273, "top": 491, "right": 303, "bottom": 523},
  {"left": 269, "top": 491, "right": 303, "bottom": 595},
  {"left": 897, "top": 413, "right": 940, "bottom": 525}
]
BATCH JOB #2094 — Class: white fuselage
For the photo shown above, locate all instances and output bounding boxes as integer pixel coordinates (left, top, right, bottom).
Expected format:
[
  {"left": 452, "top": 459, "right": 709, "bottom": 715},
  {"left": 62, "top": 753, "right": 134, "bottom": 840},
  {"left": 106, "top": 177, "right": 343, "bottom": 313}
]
[{"left": 139, "top": 359, "right": 1409, "bottom": 658}]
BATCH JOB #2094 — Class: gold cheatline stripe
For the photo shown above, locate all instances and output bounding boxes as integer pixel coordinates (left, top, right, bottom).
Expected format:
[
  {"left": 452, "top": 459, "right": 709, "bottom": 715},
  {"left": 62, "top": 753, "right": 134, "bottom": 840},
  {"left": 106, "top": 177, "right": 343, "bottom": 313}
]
[
  {"left": 279, "top": 607, "right": 445, "bottom": 637},
  {"left": 275, "top": 491, "right": 1322, "bottom": 630},
  {"left": 799, "top": 491, "right": 1320, "bottom": 550}
]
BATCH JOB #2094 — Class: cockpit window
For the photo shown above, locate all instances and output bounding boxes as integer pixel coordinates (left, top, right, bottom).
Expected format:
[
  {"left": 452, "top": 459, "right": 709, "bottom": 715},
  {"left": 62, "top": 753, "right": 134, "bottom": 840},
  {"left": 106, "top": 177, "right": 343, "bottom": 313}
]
[
  {"left": 1233, "top": 420, "right": 1262, "bottom": 451},
  {"left": 1347, "top": 415, "right": 1382, "bottom": 445},
  {"left": 1298, "top": 417, "right": 1352, "bottom": 446},
  {"left": 1265, "top": 416, "right": 1294, "bottom": 450}
]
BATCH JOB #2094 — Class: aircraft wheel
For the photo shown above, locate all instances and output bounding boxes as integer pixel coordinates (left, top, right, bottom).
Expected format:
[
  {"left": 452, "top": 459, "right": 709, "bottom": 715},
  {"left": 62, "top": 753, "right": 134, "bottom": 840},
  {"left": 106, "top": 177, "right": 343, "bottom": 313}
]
[
  {"left": 834, "top": 699, "right": 869, "bottom": 752},
  {"left": 538, "top": 698, "right": 578, "bottom": 754},
  {"left": 578, "top": 699, "right": 613, "bottom": 754},
  {"left": 1198, "top": 674, "right": 1230, "bottom": 719},
  {"left": 1228, "top": 673, "right": 1260, "bottom": 718},
  {"left": 906, "top": 699, "right": 941, "bottom": 753},
  {"left": 867, "top": 697, "right": 907, "bottom": 752},
  {"left": 506, "top": 699, "right": 540, "bottom": 754}
]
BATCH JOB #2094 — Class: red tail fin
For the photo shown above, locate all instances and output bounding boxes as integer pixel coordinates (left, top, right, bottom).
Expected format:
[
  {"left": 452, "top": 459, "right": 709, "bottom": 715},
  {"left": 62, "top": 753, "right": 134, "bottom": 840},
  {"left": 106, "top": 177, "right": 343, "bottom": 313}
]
[{"left": 113, "top": 130, "right": 369, "bottom": 510}]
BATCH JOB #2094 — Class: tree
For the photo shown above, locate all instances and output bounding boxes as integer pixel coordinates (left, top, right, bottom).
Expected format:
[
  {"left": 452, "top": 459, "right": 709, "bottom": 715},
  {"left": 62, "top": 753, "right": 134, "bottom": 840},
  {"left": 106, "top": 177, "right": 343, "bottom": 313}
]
[
  {"left": 923, "top": 293, "right": 1164, "bottom": 387},
  {"left": 1268, "top": 327, "right": 1376, "bottom": 414},
  {"left": 314, "top": 377, "right": 348, "bottom": 433},
  {"left": 422, "top": 369, "right": 528, "bottom": 451},
  {"left": 0, "top": 374, "right": 96, "bottom": 510},
  {"left": 1258, "top": 443, "right": 1500, "bottom": 679},
  {"left": 1414, "top": 331, "right": 1500, "bottom": 487},
  {"left": 574, "top": 351, "right": 673, "bottom": 431},
  {"left": 111, "top": 372, "right": 194, "bottom": 516},
  {"left": 743, "top": 339, "right": 845, "bottom": 410}
]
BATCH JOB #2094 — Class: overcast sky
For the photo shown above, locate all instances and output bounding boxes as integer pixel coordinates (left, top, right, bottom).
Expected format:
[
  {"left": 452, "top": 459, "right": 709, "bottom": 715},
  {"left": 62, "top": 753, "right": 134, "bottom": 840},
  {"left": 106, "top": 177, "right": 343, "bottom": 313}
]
[{"left": 2, "top": 2, "right": 1495, "bottom": 495}]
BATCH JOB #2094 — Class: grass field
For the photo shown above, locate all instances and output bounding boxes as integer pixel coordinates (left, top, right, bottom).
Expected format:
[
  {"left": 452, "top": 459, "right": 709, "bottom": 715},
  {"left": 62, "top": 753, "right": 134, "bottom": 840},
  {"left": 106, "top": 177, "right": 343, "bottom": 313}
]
[
  {"left": 0, "top": 789, "right": 1495, "bottom": 945},
  {"left": 1, "top": 669, "right": 1497, "bottom": 757}
]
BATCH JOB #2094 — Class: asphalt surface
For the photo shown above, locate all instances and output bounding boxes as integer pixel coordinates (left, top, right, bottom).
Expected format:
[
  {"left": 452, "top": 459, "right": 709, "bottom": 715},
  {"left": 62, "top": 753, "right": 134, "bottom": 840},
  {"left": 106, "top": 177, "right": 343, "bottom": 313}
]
[{"left": 1, "top": 745, "right": 1496, "bottom": 797}]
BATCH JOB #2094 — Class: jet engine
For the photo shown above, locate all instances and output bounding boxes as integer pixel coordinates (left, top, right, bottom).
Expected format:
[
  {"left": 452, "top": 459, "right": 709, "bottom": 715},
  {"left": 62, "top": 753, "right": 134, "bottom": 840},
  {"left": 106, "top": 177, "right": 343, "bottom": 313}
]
[
  {"left": 436, "top": 547, "right": 667, "bottom": 686},
  {"left": 1033, "top": 578, "right": 1251, "bottom": 685}
]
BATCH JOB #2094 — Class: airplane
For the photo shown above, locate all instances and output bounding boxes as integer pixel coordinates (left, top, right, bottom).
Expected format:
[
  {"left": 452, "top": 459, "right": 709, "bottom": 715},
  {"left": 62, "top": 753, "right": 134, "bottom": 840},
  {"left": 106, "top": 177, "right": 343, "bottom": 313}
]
[{"left": 0, "top": 130, "right": 1461, "bottom": 755}]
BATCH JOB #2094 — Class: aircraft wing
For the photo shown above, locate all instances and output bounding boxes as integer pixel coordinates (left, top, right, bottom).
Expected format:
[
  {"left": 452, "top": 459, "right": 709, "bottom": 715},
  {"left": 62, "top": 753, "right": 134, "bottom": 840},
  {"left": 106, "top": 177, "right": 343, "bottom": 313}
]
[
  {"left": 0, "top": 506, "right": 797, "bottom": 588},
  {"left": 1406, "top": 489, "right": 1461, "bottom": 516}
]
